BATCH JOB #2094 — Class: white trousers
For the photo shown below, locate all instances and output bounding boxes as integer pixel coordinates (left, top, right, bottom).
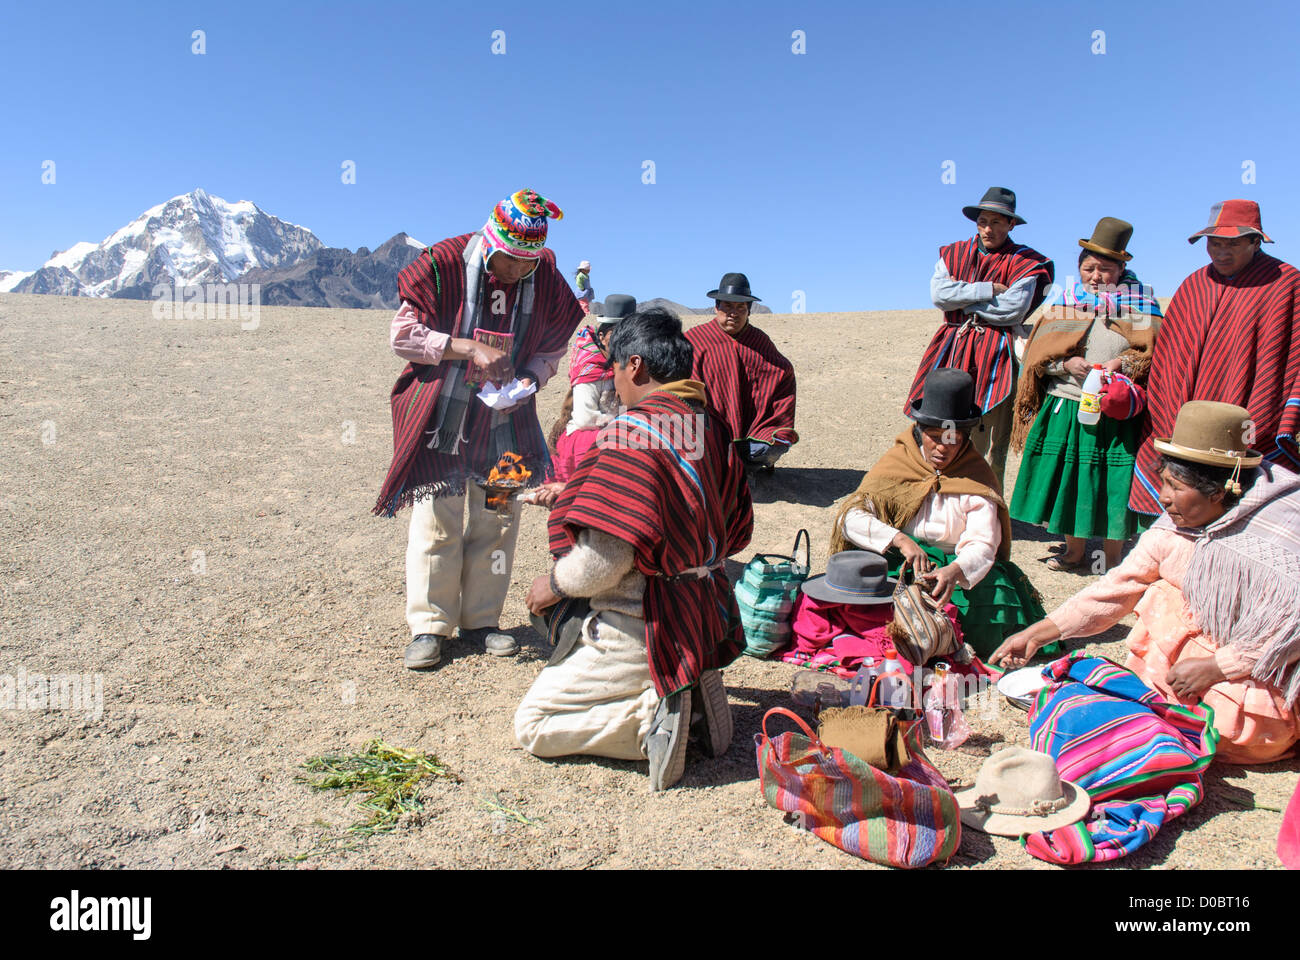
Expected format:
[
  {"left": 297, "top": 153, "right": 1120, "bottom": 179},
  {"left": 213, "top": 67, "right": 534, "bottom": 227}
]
[
  {"left": 405, "top": 486, "right": 521, "bottom": 637},
  {"left": 514, "top": 610, "right": 659, "bottom": 761}
]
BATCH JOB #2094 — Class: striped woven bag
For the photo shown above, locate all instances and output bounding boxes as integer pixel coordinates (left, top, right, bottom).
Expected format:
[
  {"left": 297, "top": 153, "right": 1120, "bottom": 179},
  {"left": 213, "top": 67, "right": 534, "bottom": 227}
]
[
  {"left": 736, "top": 530, "right": 810, "bottom": 658},
  {"left": 754, "top": 707, "right": 961, "bottom": 868}
]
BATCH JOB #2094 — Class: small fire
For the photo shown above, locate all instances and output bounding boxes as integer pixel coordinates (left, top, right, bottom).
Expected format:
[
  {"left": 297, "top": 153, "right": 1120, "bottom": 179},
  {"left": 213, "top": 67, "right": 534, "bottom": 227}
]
[{"left": 484, "top": 452, "right": 532, "bottom": 511}]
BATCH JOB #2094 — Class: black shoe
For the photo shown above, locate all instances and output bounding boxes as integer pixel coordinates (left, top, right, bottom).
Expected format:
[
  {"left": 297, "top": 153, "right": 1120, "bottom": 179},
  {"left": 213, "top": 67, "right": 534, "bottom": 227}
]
[
  {"left": 690, "top": 669, "right": 734, "bottom": 758},
  {"left": 404, "top": 634, "right": 444, "bottom": 669},
  {"left": 459, "top": 626, "right": 519, "bottom": 657}
]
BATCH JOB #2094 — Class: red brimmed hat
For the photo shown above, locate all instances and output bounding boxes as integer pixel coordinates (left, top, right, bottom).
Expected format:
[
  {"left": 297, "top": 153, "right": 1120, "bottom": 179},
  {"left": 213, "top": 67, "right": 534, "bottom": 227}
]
[{"left": 1187, "top": 199, "right": 1273, "bottom": 244}]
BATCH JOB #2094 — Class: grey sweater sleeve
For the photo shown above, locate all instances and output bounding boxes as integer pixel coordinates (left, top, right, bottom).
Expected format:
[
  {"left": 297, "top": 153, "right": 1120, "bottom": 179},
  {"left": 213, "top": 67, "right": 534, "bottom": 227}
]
[
  {"left": 963, "top": 273, "right": 1039, "bottom": 326},
  {"left": 931, "top": 259, "right": 993, "bottom": 309},
  {"left": 552, "top": 528, "right": 636, "bottom": 598}
]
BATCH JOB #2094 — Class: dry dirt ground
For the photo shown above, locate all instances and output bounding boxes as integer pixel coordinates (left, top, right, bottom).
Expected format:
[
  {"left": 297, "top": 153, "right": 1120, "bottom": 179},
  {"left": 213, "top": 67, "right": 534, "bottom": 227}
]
[{"left": 0, "top": 291, "right": 1293, "bottom": 870}]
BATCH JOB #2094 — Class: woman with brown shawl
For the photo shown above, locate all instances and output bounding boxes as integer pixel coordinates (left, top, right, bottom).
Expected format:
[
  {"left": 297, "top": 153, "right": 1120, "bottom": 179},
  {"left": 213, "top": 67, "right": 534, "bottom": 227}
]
[
  {"left": 1009, "top": 218, "right": 1162, "bottom": 571},
  {"left": 832, "top": 369, "right": 1052, "bottom": 660}
]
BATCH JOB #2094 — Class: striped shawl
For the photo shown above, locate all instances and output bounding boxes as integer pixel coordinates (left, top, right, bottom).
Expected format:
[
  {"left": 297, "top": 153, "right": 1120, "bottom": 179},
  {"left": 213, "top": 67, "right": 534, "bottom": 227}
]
[
  {"left": 373, "top": 234, "right": 583, "bottom": 516},
  {"left": 686, "top": 319, "right": 798, "bottom": 445},
  {"left": 908, "top": 238, "right": 1054, "bottom": 415},
  {"left": 547, "top": 384, "right": 754, "bottom": 696},
  {"left": 1153, "top": 462, "right": 1300, "bottom": 706},
  {"left": 1131, "top": 252, "right": 1300, "bottom": 514}
]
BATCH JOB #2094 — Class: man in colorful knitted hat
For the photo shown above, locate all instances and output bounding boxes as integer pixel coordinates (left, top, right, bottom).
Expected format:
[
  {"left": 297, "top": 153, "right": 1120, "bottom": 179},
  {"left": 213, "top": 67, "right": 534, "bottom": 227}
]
[
  {"left": 1130, "top": 199, "right": 1300, "bottom": 518},
  {"left": 907, "top": 187, "right": 1055, "bottom": 490},
  {"left": 375, "top": 189, "right": 585, "bottom": 670}
]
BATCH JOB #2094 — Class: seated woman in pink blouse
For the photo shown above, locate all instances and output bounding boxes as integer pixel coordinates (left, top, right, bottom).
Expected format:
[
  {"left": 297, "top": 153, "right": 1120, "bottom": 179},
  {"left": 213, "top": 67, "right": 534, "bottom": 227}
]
[
  {"left": 830, "top": 368, "right": 1049, "bottom": 659},
  {"left": 993, "top": 401, "right": 1300, "bottom": 764}
]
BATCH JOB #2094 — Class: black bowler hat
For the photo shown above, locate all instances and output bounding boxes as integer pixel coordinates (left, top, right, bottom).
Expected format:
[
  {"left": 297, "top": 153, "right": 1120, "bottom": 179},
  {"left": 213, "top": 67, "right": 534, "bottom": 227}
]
[
  {"left": 963, "top": 186, "right": 1027, "bottom": 226},
  {"left": 801, "top": 550, "right": 897, "bottom": 605},
  {"left": 601, "top": 293, "right": 636, "bottom": 322},
  {"left": 908, "top": 368, "right": 982, "bottom": 429},
  {"left": 707, "top": 272, "right": 762, "bottom": 303}
]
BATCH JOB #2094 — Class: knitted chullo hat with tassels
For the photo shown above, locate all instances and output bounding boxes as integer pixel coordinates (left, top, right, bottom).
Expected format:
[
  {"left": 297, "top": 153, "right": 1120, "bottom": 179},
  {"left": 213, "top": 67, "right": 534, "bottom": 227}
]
[{"left": 483, "top": 189, "right": 564, "bottom": 261}]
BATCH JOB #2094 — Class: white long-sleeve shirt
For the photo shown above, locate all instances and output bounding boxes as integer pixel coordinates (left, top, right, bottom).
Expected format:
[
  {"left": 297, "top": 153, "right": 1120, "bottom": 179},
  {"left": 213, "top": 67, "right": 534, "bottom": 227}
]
[
  {"left": 930, "top": 259, "right": 1039, "bottom": 329},
  {"left": 566, "top": 380, "right": 620, "bottom": 433},
  {"left": 841, "top": 492, "right": 1000, "bottom": 589}
]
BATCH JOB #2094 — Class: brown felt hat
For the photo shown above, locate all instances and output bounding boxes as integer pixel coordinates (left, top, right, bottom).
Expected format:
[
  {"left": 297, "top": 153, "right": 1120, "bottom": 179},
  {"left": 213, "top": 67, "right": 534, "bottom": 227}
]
[
  {"left": 1153, "top": 401, "right": 1263, "bottom": 468},
  {"left": 1079, "top": 217, "right": 1134, "bottom": 262}
]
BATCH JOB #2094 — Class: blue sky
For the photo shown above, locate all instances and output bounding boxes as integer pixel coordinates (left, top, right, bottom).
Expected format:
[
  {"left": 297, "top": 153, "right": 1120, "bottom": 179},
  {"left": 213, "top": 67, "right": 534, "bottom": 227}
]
[{"left": 2, "top": 0, "right": 1297, "bottom": 310}]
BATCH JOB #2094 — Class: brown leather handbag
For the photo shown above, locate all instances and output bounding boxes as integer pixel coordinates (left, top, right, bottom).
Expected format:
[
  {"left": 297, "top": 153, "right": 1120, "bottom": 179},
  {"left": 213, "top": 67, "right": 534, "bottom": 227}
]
[{"left": 890, "top": 567, "right": 959, "bottom": 666}]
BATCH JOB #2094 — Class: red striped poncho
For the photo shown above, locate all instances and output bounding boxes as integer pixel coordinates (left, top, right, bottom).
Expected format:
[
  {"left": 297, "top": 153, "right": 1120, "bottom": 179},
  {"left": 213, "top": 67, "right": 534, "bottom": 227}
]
[
  {"left": 373, "top": 235, "right": 583, "bottom": 516},
  {"left": 907, "top": 238, "right": 1054, "bottom": 415},
  {"left": 686, "top": 319, "right": 798, "bottom": 445},
  {"left": 1130, "top": 252, "right": 1300, "bottom": 515},
  {"left": 547, "top": 385, "right": 754, "bottom": 696}
]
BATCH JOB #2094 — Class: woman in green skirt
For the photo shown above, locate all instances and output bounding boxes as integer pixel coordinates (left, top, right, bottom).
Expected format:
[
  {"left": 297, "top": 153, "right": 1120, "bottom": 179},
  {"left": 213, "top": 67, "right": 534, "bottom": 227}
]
[
  {"left": 831, "top": 368, "right": 1054, "bottom": 661},
  {"left": 1009, "top": 218, "right": 1162, "bottom": 572}
]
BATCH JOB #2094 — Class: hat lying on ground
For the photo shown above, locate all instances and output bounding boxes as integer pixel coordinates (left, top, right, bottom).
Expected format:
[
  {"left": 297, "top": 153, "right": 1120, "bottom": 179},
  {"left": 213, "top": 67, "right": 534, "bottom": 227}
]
[
  {"left": 954, "top": 747, "right": 1090, "bottom": 836},
  {"left": 1187, "top": 199, "right": 1273, "bottom": 244},
  {"left": 962, "top": 186, "right": 1026, "bottom": 226},
  {"left": 801, "top": 550, "right": 896, "bottom": 605}
]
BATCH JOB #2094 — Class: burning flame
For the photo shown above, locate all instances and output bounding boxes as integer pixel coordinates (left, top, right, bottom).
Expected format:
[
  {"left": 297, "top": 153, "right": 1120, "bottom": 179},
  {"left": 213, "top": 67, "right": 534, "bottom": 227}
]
[{"left": 485, "top": 452, "right": 532, "bottom": 510}]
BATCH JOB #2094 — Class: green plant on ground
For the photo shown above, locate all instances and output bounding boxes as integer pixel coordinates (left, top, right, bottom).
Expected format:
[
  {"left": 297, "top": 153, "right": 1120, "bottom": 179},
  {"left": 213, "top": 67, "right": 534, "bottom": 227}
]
[{"left": 296, "top": 739, "right": 460, "bottom": 837}]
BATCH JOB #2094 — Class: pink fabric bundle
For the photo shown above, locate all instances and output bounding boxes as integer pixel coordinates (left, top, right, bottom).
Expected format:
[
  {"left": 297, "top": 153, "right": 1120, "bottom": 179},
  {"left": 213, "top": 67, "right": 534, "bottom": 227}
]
[
  {"left": 554, "top": 427, "right": 600, "bottom": 483},
  {"left": 787, "top": 593, "right": 974, "bottom": 679},
  {"left": 1281, "top": 779, "right": 1300, "bottom": 869}
]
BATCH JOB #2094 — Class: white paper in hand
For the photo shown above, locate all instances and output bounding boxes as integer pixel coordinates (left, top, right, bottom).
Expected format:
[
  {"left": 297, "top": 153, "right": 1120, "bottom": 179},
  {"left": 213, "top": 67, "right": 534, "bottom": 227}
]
[{"left": 477, "top": 378, "right": 538, "bottom": 410}]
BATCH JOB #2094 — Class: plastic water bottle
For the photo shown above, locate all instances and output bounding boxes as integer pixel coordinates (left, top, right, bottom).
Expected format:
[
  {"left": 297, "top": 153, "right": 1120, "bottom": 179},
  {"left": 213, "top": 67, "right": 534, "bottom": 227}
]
[
  {"left": 849, "top": 658, "right": 878, "bottom": 707},
  {"left": 1078, "top": 364, "right": 1105, "bottom": 426},
  {"left": 876, "top": 645, "right": 910, "bottom": 711}
]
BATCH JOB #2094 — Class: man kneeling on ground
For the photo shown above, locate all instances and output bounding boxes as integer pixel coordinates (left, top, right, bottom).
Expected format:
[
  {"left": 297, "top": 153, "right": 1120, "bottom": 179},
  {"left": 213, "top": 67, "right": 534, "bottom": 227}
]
[{"left": 515, "top": 308, "right": 755, "bottom": 791}]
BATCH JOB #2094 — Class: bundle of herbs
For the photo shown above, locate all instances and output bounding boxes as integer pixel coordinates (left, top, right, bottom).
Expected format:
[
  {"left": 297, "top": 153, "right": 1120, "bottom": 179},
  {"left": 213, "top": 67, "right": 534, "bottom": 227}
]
[{"left": 297, "top": 739, "right": 459, "bottom": 836}]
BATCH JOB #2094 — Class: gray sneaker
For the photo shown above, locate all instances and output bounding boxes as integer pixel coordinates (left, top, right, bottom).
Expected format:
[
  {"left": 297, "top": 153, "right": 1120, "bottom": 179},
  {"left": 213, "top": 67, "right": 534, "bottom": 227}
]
[
  {"left": 691, "top": 669, "right": 733, "bottom": 758},
  {"left": 404, "top": 634, "right": 444, "bottom": 670},
  {"left": 459, "top": 627, "right": 519, "bottom": 657},
  {"left": 646, "top": 688, "right": 692, "bottom": 792}
]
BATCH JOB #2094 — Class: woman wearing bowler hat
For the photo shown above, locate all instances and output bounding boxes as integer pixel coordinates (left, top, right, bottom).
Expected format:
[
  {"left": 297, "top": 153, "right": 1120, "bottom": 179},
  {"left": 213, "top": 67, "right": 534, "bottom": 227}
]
[
  {"left": 1009, "top": 217, "right": 1163, "bottom": 572},
  {"left": 994, "top": 401, "right": 1300, "bottom": 764},
  {"left": 830, "top": 368, "right": 1051, "bottom": 660}
]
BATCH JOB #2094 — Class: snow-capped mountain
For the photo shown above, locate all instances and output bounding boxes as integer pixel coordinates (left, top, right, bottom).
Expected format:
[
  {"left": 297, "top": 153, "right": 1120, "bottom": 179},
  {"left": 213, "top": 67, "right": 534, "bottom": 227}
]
[
  {"left": 0, "top": 270, "right": 33, "bottom": 293},
  {"left": 9, "top": 189, "right": 322, "bottom": 298}
]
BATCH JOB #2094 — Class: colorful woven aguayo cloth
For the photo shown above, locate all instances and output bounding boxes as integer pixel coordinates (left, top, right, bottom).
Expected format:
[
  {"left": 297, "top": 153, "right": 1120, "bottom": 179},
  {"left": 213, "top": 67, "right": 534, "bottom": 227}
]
[{"left": 1023, "top": 654, "right": 1218, "bottom": 865}]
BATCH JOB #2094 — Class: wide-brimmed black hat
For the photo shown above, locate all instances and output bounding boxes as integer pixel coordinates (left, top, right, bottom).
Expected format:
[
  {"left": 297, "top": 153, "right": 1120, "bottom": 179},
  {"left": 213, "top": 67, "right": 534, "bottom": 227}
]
[
  {"left": 963, "top": 186, "right": 1027, "bottom": 226},
  {"left": 801, "top": 550, "right": 897, "bottom": 605},
  {"left": 707, "top": 272, "right": 762, "bottom": 303},
  {"left": 908, "top": 368, "right": 982, "bottom": 429},
  {"left": 600, "top": 293, "right": 636, "bottom": 322}
]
